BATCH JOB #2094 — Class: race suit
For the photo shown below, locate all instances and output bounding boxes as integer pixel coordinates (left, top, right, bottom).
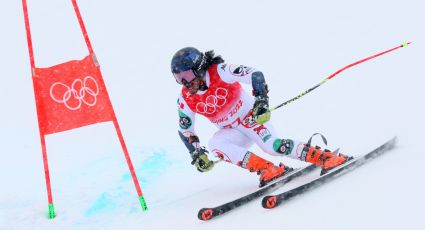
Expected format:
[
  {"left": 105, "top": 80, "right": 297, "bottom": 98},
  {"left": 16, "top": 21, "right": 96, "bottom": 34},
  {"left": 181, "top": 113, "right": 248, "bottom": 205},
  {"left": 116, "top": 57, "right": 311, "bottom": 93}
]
[{"left": 177, "top": 63, "right": 306, "bottom": 166}]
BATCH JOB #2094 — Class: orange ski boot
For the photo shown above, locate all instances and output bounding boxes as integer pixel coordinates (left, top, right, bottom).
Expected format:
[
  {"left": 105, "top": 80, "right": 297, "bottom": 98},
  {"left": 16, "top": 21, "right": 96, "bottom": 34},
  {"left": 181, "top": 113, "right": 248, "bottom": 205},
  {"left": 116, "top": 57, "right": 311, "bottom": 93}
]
[
  {"left": 301, "top": 145, "right": 353, "bottom": 175},
  {"left": 242, "top": 152, "right": 293, "bottom": 187}
]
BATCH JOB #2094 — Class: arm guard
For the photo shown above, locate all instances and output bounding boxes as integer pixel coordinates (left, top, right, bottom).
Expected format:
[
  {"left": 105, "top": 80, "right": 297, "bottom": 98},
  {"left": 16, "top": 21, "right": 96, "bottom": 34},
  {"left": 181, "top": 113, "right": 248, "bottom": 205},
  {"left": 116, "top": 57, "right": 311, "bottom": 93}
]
[
  {"left": 251, "top": 71, "right": 269, "bottom": 97},
  {"left": 178, "top": 131, "right": 200, "bottom": 153}
]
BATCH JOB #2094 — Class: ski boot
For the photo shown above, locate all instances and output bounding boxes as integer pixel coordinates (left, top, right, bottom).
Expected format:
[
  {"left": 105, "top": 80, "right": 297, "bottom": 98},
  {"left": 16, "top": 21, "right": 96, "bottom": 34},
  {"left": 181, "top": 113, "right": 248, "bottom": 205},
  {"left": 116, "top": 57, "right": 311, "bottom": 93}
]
[
  {"left": 301, "top": 133, "right": 353, "bottom": 175},
  {"left": 242, "top": 152, "right": 293, "bottom": 187},
  {"left": 302, "top": 145, "right": 353, "bottom": 175}
]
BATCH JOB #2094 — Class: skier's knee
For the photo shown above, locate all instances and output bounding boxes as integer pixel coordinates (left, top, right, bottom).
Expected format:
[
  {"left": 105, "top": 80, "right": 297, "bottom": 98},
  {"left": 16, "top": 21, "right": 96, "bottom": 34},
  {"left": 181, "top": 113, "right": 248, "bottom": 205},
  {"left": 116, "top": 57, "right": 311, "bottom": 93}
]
[
  {"left": 262, "top": 138, "right": 296, "bottom": 157},
  {"left": 208, "top": 138, "right": 224, "bottom": 152}
]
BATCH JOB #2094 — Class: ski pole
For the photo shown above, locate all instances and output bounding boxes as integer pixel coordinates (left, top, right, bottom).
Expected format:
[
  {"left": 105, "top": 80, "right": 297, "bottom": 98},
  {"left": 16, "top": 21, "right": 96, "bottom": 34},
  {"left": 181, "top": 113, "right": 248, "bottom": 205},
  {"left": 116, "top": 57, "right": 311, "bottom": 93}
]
[{"left": 269, "top": 42, "right": 411, "bottom": 112}]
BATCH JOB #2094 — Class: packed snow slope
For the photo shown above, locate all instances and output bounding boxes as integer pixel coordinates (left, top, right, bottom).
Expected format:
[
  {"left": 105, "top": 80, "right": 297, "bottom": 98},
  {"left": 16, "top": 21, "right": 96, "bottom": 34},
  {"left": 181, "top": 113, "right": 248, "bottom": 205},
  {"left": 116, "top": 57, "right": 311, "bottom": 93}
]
[{"left": 1, "top": 0, "right": 424, "bottom": 229}]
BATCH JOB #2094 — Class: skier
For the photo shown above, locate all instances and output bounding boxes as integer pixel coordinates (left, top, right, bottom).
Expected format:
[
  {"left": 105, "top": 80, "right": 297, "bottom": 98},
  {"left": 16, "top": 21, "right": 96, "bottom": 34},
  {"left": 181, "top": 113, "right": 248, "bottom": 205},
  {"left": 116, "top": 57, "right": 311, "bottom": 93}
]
[{"left": 173, "top": 47, "right": 351, "bottom": 187}]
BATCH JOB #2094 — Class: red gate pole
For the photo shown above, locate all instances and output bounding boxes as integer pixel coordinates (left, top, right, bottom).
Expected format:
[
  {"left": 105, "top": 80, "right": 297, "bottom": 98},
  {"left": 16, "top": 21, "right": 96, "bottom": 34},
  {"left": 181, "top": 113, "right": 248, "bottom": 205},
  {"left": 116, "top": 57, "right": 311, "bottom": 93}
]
[
  {"left": 71, "top": 0, "right": 148, "bottom": 211},
  {"left": 22, "top": 0, "right": 56, "bottom": 219}
]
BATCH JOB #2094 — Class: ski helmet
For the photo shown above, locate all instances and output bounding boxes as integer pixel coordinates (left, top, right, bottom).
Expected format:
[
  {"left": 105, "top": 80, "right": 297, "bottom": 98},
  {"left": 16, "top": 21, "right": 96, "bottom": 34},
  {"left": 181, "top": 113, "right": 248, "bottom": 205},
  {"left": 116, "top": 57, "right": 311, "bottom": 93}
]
[{"left": 171, "top": 47, "right": 206, "bottom": 85}]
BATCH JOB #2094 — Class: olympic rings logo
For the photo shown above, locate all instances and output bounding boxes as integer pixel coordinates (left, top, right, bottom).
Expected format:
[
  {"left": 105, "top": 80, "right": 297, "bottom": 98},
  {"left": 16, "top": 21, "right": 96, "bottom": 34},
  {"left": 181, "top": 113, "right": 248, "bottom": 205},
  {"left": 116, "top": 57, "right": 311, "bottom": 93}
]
[
  {"left": 50, "top": 76, "right": 99, "bottom": 111},
  {"left": 196, "top": 88, "right": 228, "bottom": 114}
]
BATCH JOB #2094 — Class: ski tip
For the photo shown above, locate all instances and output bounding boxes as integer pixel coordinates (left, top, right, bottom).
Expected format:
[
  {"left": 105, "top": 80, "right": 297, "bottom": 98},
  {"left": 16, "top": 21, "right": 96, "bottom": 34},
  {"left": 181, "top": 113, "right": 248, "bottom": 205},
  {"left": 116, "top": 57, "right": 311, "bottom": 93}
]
[
  {"left": 198, "top": 208, "right": 215, "bottom": 221},
  {"left": 262, "top": 196, "right": 279, "bottom": 209},
  {"left": 388, "top": 136, "right": 398, "bottom": 147}
]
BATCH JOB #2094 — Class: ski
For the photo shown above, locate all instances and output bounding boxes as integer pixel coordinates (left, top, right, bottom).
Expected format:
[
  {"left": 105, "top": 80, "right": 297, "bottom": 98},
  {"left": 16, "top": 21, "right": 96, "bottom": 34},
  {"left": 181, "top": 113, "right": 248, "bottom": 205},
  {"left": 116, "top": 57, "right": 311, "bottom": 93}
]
[
  {"left": 262, "top": 136, "right": 397, "bottom": 209},
  {"left": 198, "top": 163, "right": 318, "bottom": 221}
]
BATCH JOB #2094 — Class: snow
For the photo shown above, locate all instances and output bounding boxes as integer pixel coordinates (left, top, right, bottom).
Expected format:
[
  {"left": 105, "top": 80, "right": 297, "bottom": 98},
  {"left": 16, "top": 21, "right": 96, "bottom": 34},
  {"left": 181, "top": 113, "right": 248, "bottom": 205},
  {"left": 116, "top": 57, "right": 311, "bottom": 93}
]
[{"left": 1, "top": 0, "right": 424, "bottom": 229}]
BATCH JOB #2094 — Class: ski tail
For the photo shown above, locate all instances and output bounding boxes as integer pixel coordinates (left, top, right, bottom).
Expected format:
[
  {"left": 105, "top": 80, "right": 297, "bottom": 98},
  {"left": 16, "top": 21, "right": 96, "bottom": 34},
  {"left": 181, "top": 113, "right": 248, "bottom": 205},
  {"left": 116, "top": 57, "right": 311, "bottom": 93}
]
[{"left": 197, "top": 164, "right": 318, "bottom": 221}]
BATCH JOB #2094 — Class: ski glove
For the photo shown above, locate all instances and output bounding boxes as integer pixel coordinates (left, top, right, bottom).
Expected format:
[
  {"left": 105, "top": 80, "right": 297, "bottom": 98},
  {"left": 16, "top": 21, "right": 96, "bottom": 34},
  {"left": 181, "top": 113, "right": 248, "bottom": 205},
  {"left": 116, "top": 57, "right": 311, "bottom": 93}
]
[
  {"left": 191, "top": 147, "right": 215, "bottom": 173},
  {"left": 252, "top": 95, "right": 271, "bottom": 125}
]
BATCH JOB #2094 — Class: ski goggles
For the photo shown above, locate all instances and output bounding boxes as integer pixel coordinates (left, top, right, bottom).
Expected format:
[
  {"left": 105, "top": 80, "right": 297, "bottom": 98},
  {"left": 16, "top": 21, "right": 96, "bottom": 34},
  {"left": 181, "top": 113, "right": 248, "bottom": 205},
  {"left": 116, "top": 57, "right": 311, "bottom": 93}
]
[{"left": 173, "top": 69, "right": 197, "bottom": 85}]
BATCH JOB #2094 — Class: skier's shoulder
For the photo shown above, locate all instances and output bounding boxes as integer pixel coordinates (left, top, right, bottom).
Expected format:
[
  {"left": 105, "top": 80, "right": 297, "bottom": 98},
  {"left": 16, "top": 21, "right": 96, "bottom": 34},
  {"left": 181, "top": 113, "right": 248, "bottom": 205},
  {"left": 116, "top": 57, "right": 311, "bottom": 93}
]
[
  {"left": 216, "top": 63, "right": 237, "bottom": 76},
  {"left": 177, "top": 90, "right": 187, "bottom": 105},
  {"left": 215, "top": 63, "right": 256, "bottom": 83},
  {"left": 217, "top": 63, "right": 256, "bottom": 77},
  {"left": 177, "top": 93, "right": 187, "bottom": 111}
]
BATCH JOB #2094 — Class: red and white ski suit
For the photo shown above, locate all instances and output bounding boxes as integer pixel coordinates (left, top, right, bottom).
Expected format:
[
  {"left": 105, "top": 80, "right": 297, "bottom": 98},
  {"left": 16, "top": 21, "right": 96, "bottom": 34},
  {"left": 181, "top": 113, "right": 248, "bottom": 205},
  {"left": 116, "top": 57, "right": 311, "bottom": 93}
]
[{"left": 177, "top": 64, "right": 305, "bottom": 166}]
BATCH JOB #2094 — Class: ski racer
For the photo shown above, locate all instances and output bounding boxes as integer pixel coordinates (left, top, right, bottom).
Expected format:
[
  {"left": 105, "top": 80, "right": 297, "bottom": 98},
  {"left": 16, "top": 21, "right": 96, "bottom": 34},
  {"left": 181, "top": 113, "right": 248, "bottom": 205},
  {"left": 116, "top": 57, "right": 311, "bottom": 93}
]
[{"left": 172, "top": 47, "right": 351, "bottom": 187}]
